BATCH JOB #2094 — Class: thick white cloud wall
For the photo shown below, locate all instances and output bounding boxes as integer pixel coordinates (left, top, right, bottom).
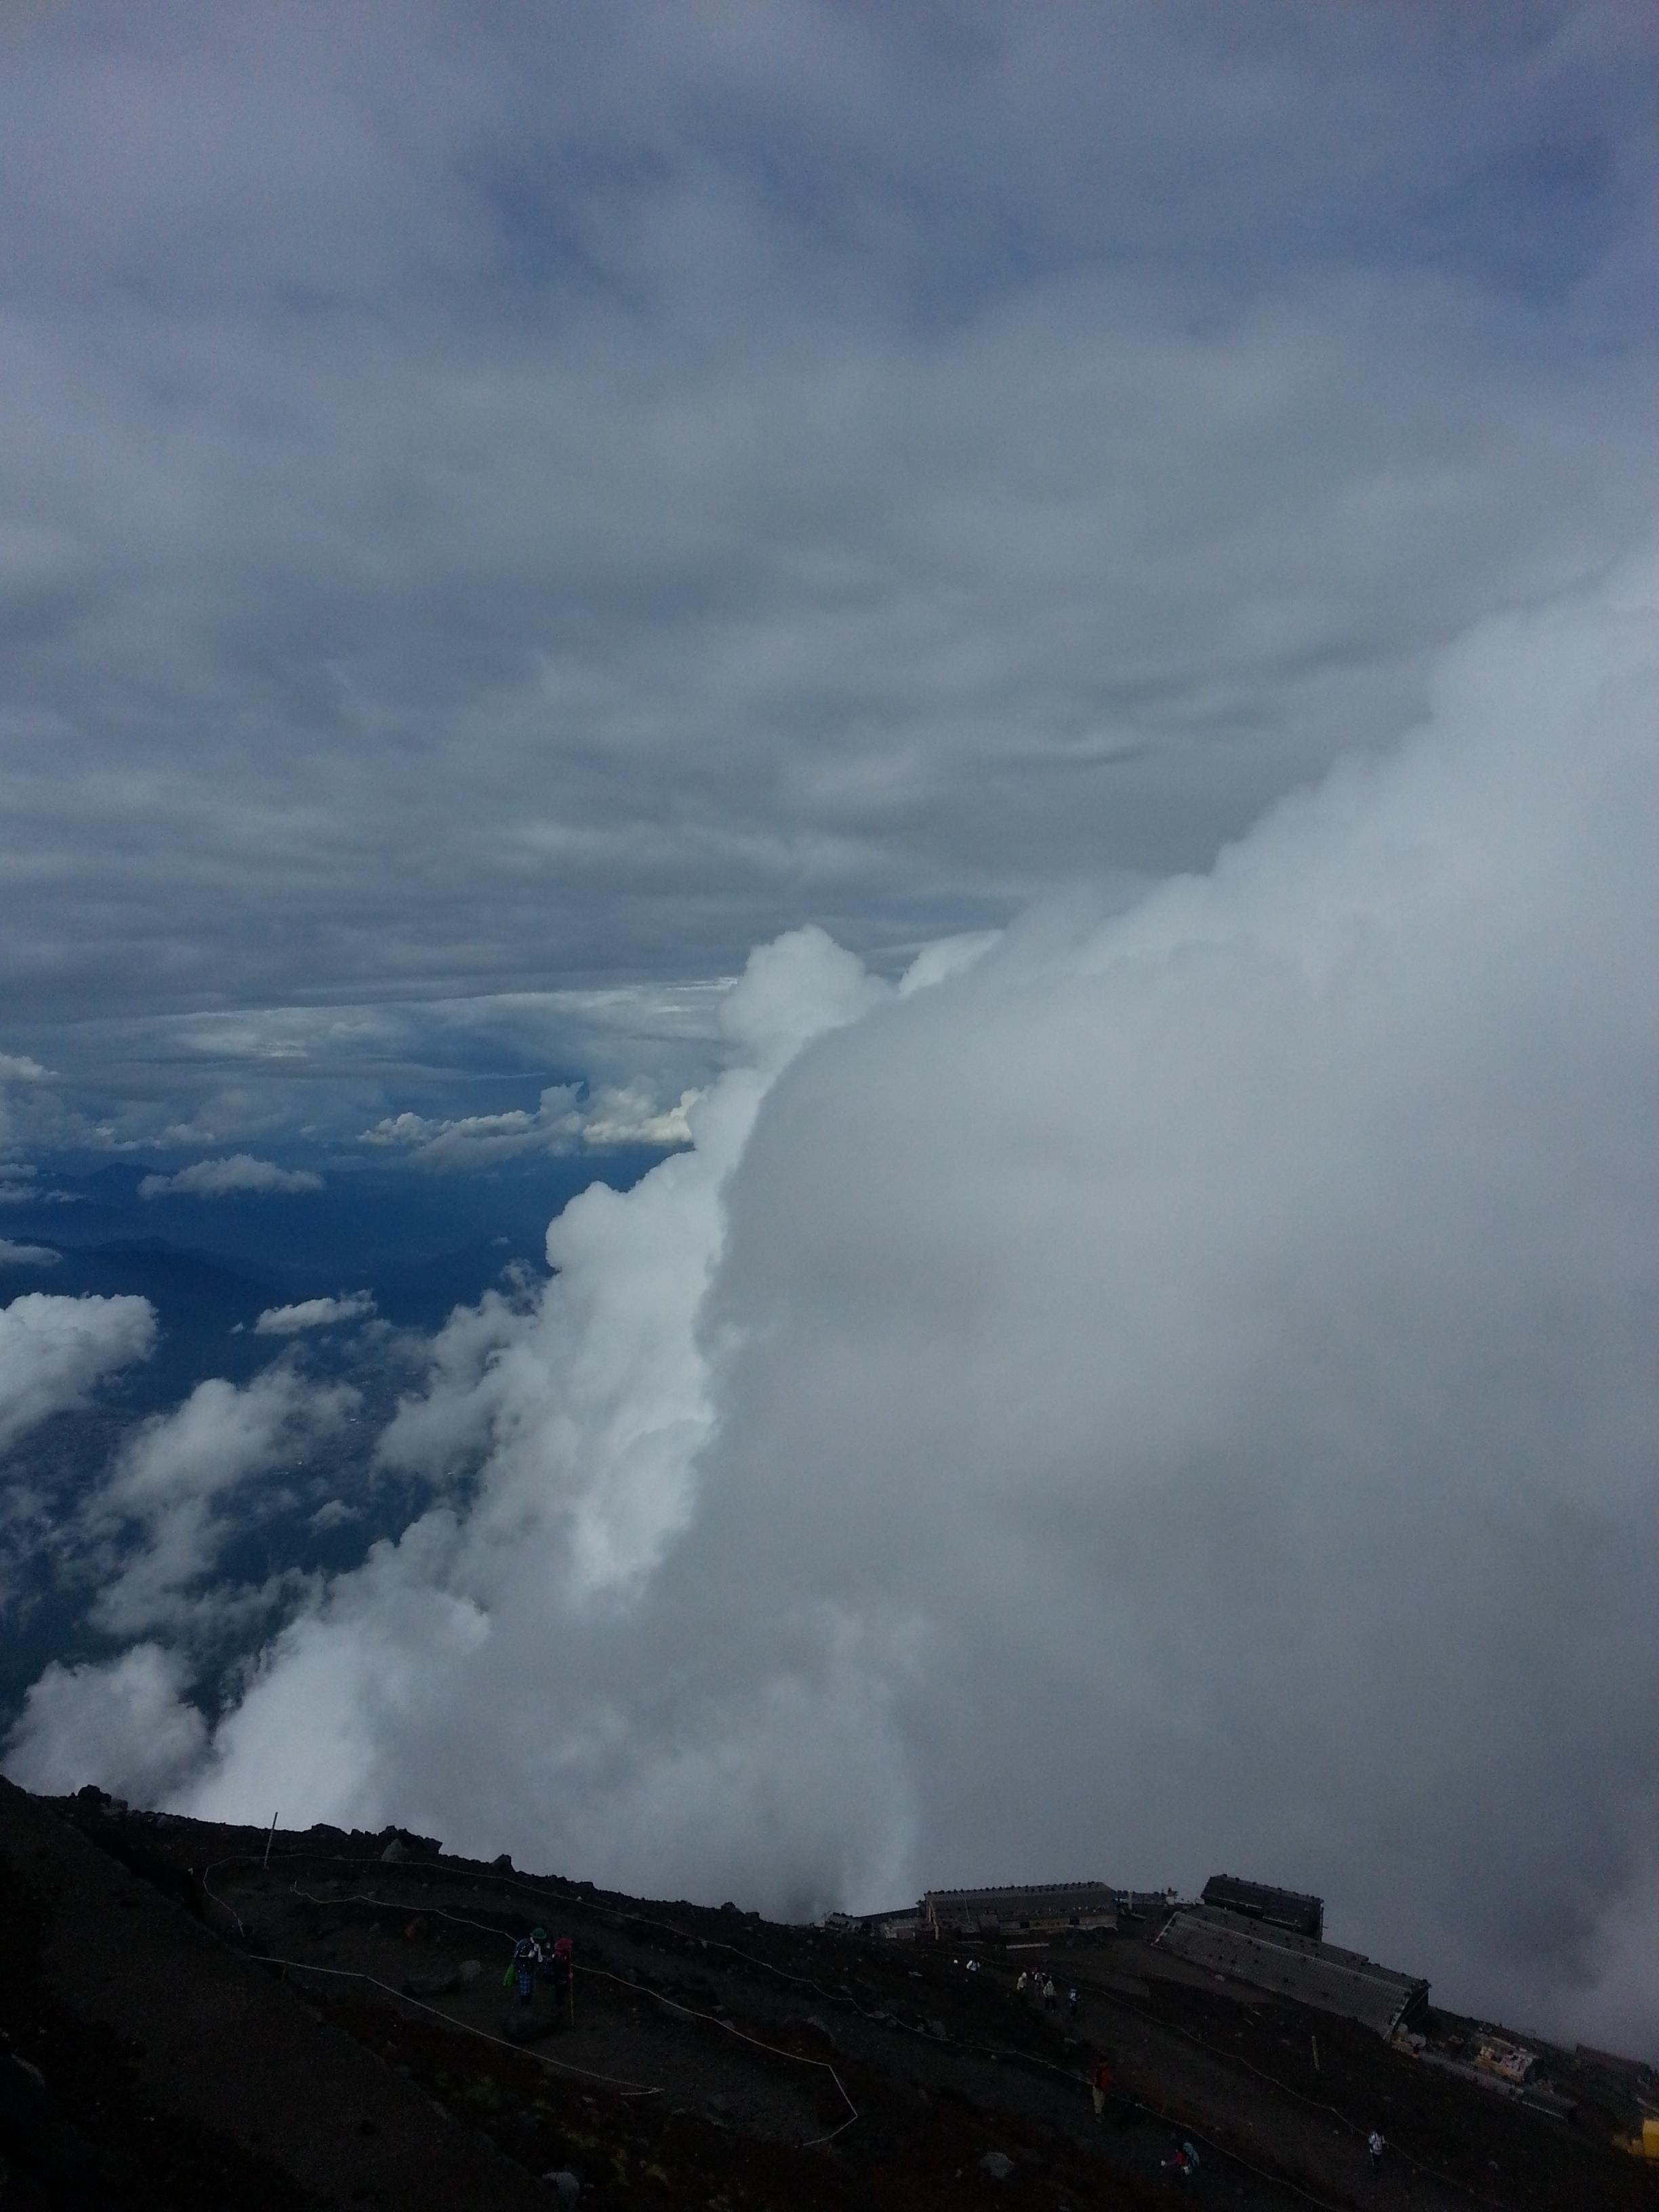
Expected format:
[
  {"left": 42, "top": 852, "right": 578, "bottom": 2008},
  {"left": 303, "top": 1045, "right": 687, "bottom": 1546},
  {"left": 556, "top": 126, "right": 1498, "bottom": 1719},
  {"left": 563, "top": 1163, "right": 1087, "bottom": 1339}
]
[
  {"left": 34, "top": 557, "right": 1655, "bottom": 2051},
  {"left": 178, "top": 928, "right": 899, "bottom": 1905},
  {"left": 694, "top": 569, "right": 1659, "bottom": 2030},
  {"left": 5, "top": 1644, "right": 207, "bottom": 1804}
]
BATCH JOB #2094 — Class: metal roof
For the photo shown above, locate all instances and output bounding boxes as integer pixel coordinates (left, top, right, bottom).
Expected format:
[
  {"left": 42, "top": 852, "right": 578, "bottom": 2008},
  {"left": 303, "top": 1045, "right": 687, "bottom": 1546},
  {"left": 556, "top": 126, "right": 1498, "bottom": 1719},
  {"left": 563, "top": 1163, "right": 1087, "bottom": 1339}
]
[
  {"left": 1157, "top": 1906, "right": 1428, "bottom": 2036},
  {"left": 924, "top": 1881, "right": 1118, "bottom": 1926},
  {"left": 1201, "top": 1873, "right": 1324, "bottom": 1940}
]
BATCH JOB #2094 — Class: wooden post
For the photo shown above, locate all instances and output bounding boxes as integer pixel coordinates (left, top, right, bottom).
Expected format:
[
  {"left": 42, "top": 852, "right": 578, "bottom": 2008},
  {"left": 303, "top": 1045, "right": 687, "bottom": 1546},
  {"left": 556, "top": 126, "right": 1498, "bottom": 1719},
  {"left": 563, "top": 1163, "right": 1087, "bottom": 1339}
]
[{"left": 263, "top": 1810, "right": 279, "bottom": 1868}]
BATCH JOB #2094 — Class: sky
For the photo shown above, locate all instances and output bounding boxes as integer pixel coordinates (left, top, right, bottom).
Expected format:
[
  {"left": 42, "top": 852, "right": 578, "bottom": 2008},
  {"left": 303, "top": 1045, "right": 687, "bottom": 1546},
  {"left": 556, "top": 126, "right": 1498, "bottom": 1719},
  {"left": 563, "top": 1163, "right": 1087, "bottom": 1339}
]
[{"left": 1, "top": 1, "right": 1658, "bottom": 2056}]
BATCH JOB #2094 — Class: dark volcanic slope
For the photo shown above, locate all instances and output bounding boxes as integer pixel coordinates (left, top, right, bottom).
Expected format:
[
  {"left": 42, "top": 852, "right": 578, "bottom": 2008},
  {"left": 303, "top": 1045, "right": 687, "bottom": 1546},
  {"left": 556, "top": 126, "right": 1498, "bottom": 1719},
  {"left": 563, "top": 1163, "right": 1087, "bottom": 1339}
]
[
  {"left": 0, "top": 1780, "right": 546, "bottom": 2211},
  {"left": 0, "top": 1782, "right": 1650, "bottom": 2211}
]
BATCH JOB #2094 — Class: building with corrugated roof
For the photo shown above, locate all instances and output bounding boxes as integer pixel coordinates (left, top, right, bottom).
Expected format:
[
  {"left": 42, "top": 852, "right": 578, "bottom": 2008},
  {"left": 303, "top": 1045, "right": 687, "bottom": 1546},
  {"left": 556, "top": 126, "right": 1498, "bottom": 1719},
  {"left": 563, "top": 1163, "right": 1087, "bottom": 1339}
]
[
  {"left": 1156, "top": 1904, "right": 1428, "bottom": 2036},
  {"left": 923, "top": 1883, "right": 1118, "bottom": 1938},
  {"left": 1200, "top": 1874, "right": 1324, "bottom": 1941}
]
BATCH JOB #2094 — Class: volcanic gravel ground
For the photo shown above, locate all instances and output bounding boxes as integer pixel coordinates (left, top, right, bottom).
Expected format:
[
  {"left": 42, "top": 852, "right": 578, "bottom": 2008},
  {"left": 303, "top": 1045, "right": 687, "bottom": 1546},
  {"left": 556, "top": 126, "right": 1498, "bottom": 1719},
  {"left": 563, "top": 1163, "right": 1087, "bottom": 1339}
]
[
  {"left": 0, "top": 1781, "right": 545, "bottom": 2209},
  {"left": 1, "top": 1784, "right": 1650, "bottom": 2211}
]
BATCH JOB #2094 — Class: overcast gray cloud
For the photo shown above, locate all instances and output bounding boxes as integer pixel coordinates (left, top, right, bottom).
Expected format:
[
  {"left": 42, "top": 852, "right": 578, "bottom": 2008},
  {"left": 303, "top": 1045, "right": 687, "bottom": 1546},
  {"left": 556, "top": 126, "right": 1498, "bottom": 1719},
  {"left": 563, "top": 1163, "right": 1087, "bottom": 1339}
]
[{"left": 0, "top": 3, "right": 1655, "bottom": 1155}]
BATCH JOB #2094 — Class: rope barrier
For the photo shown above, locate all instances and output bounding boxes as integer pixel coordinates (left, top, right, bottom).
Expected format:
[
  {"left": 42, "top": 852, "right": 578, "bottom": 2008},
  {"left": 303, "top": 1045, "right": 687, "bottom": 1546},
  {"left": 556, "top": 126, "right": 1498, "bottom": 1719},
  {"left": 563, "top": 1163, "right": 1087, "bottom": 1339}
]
[
  {"left": 242, "top": 1954, "right": 660, "bottom": 2094},
  {"left": 577, "top": 1965, "right": 858, "bottom": 2146},
  {"left": 285, "top": 1879, "right": 858, "bottom": 2137},
  {"left": 197, "top": 1848, "right": 1356, "bottom": 2188},
  {"left": 199, "top": 1844, "right": 1526, "bottom": 2204},
  {"left": 216, "top": 1851, "right": 1336, "bottom": 2183},
  {"left": 255, "top": 1873, "right": 859, "bottom": 2147}
]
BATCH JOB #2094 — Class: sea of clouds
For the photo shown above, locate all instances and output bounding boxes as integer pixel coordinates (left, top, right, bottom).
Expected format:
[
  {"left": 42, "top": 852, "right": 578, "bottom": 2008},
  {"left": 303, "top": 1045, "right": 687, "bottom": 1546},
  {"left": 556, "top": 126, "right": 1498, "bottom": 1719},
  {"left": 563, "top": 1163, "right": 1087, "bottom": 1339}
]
[{"left": 5, "top": 554, "right": 1657, "bottom": 2055}]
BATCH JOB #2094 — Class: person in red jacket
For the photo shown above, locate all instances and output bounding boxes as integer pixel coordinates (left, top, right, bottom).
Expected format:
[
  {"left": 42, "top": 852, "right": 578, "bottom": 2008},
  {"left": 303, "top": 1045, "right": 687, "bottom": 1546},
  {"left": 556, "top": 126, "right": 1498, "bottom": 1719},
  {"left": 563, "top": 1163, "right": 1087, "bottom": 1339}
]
[{"left": 1090, "top": 2057, "right": 1113, "bottom": 2118}]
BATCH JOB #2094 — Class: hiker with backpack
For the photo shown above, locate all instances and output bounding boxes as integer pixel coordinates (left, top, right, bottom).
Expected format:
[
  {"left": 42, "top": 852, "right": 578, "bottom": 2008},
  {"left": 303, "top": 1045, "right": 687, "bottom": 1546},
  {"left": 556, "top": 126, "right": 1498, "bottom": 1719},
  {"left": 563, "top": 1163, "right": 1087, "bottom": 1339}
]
[{"left": 506, "top": 1929, "right": 545, "bottom": 2007}]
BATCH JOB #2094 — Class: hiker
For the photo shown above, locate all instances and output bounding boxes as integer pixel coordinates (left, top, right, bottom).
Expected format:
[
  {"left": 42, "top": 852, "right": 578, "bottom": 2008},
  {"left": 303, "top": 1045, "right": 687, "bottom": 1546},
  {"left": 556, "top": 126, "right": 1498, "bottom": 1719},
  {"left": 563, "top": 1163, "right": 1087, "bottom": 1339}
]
[
  {"left": 550, "top": 1935, "right": 573, "bottom": 2022},
  {"left": 1161, "top": 2138, "right": 1200, "bottom": 2176},
  {"left": 1042, "top": 1975, "right": 1057, "bottom": 2011},
  {"left": 1368, "top": 2129, "right": 1385, "bottom": 2175},
  {"left": 1090, "top": 2057, "right": 1113, "bottom": 2120},
  {"left": 531, "top": 1927, "right": 553, "bottom": 1982},
  {"left": 507, "top": 1931, "right": 543, "bottom": 2007},
  {"left": 1016, "top": 1969, "right": 1029, "bottom": 1997},
  {"left": 1067, "top": 1985, "right": 1078, "bottom": 2020}
]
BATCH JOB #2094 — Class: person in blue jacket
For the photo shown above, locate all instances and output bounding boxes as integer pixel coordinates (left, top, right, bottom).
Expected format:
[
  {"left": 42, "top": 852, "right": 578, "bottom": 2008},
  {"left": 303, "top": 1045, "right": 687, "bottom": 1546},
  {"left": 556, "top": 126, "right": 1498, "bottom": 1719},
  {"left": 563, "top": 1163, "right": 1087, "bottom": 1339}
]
[{"left": 506, "top": 1929, "right": 545, "bottom": 2007}]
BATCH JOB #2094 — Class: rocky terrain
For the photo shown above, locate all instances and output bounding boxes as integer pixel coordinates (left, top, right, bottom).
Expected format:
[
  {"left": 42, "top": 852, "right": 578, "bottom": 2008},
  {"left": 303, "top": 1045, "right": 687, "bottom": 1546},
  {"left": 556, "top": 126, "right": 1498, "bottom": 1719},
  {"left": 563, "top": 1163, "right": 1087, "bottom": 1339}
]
[{"left": 1, "top": 1776, "right": 1652, "bottom": 2210}]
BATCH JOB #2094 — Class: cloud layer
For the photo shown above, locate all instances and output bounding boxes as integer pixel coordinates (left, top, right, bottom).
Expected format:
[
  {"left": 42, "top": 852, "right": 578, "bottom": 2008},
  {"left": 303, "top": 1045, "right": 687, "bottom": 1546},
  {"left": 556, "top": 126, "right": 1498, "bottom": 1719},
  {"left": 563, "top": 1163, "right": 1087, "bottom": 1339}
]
[
  {"left": 84, "top": 1365, "right": 359, "bottom": 1637},
  {"left": 5, "top": 1643, "right": 207, "bottom": 1804},
  {"left": 361, "top": 1084, "right": 698, "bottom": 1168},
  {"left": 1, "top": 4, "right": 1654, "bottom": 1158},
  {"left": 140, "top": 1155, "right": 325, "bottom": 1199},
  {"left": 12, "top": 556, "right": 1647, "bottom": 2045},
  {"left": 254, "top": 1293, "right": 377, "bottom": 1338},
  {"left": 0, "top": 1291, "right": 155, "bottom": 1455},
  {"left": 0, "top": 1241, "right": 59, "bottom": 1269}
]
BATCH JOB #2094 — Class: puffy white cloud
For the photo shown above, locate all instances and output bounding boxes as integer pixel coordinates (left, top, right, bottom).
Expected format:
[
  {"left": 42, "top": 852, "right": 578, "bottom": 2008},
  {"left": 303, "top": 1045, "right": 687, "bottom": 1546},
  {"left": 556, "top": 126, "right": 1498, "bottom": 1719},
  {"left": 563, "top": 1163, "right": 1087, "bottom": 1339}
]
[
  {"left": 367, "top": 929, "right": 885, "bottom": 1585},
  {"left": 255, "top": 1292, "right": 376, "bottom": 1336},
  {"left": 139, "top": 1155, "right": 325, "bottom": 1198},
  {"left": 87, "top": 1367, "right": 359, "bottom": 1637},
  {"left": 578, "top": 1085, "right": 700, "bottom": 1151},
  {"left": 361, "top": 1089, "right": 585, "bottom": 1166},
  {"left": 21, "top": 556, "right": 1659, "bottom": 2050},
  {"left": 361, "top": 1082, "right": 699, "bottom": 1168},
  {"left": 2, "top": 1643, "right": 207, "bottom": 1802},
  {"left": 0, "top": 1054, "right": 48, "bottom": 1084},
  {"left": 0, "top": 1241, "right": 59, "bottom": 1269},
  {"left": 0, "top": 1292, "right": 156, "bottom": 1455}
]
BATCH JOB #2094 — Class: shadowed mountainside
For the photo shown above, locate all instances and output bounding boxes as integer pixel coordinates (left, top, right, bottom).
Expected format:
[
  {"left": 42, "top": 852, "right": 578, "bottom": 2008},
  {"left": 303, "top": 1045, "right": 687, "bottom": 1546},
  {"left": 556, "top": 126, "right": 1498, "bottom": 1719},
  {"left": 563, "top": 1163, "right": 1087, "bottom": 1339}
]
[{"left": 0, "top": 1779, "right": 1652, "bottom": 2210}]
